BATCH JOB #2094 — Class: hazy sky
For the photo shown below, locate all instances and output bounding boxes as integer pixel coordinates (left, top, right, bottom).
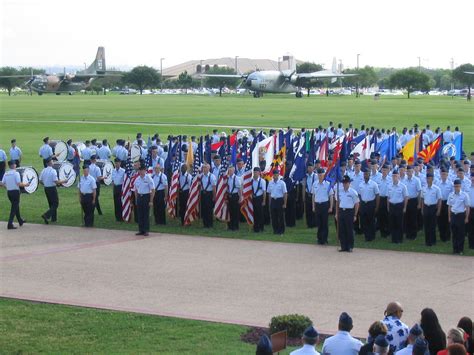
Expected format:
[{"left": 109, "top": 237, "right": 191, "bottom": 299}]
[{"left": 1, "top": 0, "right": 472, "bottom": 70}]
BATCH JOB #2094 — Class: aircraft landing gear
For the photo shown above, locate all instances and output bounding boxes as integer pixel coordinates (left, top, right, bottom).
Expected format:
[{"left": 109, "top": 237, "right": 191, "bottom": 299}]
[
  {"left": 38, "top": 92, "right": 43, "bottom": 96},
  {"left": 295, "top": 91, "right": 303, "bottom": 98},
  {"left": 56, "top": 92, "right": 61, "bottom": 95},
  {"left": 253, "top": 92, "right": 261, "bottom": 98}
]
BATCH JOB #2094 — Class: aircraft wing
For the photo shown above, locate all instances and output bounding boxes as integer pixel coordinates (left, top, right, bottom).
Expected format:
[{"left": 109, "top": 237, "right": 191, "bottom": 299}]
[
  {"left": 465, "top": 71, "right": 474, "bottom": 75},
  {"left": 297, "top": 71, "right": 357, "bottom": 79},
  {"left": 74, "top": 73, "right": 123, "bottom": 77},
  {"left": 0, "top": 75, "right": 34, "bottom": 78},
  {"left": 199, "top": 74, "right": 248, "bottom": 79}
]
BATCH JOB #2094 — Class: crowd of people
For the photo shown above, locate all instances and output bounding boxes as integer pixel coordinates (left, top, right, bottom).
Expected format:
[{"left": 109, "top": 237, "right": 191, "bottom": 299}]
[
  {"left": 256, "top": 302, "right": 473, "bottom": 355},
  {"left": 0, "top": 123, "right": 472, "bottom": 254}
]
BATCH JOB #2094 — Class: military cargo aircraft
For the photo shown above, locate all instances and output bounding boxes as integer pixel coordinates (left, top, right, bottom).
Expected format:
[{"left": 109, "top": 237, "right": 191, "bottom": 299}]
[
  {"left": 200, "top": 55, "right": 356, "bottom": 98},
  {"left": 1, "top": 47, "right": 120, "bottom": 95}
]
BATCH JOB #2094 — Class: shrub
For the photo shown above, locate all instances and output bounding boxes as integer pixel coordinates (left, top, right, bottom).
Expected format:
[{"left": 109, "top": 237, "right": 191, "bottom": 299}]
[{"left": 269, "top": 314, "right": 313, "bottom": 338}]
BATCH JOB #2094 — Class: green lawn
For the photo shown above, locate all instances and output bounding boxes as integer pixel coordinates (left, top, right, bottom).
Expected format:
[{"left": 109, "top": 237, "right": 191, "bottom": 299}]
[
  {"left": 0, "top": 297, "right": 303, "bottom": 354},
  {"left": 0, "top": 94, "right": 472, "bottom": 256}
]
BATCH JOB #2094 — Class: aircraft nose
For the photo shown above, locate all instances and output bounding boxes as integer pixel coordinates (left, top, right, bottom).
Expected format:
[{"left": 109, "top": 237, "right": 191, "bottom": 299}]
[{"left": 245, "top": 78, "right": 252, "bottom": 87}]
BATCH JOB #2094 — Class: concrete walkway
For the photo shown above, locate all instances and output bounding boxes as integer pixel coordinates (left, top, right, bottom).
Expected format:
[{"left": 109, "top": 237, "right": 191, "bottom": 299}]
[{"left": 1, "top": 222, "right": 473, "bottom": 337}]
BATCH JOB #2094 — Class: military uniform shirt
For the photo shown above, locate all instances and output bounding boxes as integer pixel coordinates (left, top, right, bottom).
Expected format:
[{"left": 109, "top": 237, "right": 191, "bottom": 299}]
[
  {"left": 152, "top": 173, "right": 168, "bottom": 191},
  {"left": 81, "top": 147, "right": 92, "bottom": 160},
  {"left": 447, "top": 191, "right": 470, "bottom": 213},
  {"left": 422, "top": 184, "right": 442, "bottom": 205},
  {"left": 0, "top": 149, "right": 6, "bottom": 162},
  {"left": 1, "top": 170, "right": 21, "bottom": 190},
  {"left": 469, "top": 185, "right": 474, "bottom": 207},
  {"left": 227, "top": 174, "right": 242, "bottom": 193},
  {"left": 252, "top": 178, "right": 264, "bottom": 197},
  {"left": 39, "top": 144, "right": 53, "bottom": 159},
  {"left": 179, "top": 173, "right": 192, "bottom": 191},
  {"left": 134, "top": 174, "right": 155, "bottom": 194},
  {"left": 97, "top": 146, "right": 111, "bottom": 160},
  {"left": 267, "top": 179, "right": 287, "bottom": 198},
  {"left": 459, "top": 176, "right": 471, "bottom": 193},
  {"left": 39, "top": 166, "right": 58, "bottom": 187},
  {"left": 88, "top": 163, "right": 102, "bottom": 181},
  {"left": 359, "top": 180, "right": 380, "bottom": 202},
  {"left": 350, "top": 171, "right": 363, "bottom": 194},
  {"left": 67, "top": 145, "right": 75, "bottom": 160},
  {"left": 9, "top": 146, "right": 22, "bottom": 160},
  {"left": 436, "top": 179, "right": 453, "bottom": 200},
  {"left": 305, "top": 173, "right": 316, "bottom": 193},
  {"left": 336, "top": 187, "right": 359, "bottom": 208},
  {"left": 78, "top": 175, "right": 97, "bottom": 194},
  {"left": 402, "top": 176, "right": 421, "bottom": 198},
  {"left": 152, "top": 156, "right": 164, "bottom": 168},
  {"left": 201, "top": 173, "right": 217, "bottom": 191},
  {"left": 312, "top": 180, "right": 333, "bottom": 203},
  {"left": 112, "top": 167, "right": 125, "bottom": 186},
  {"left": 370, "top": 171, "right": 382, "bottom": 185},
  {"left": 388, "top": 182, "right": 408, "bottom": 204},
  {"left": 377, "top": 176, "right": 391, "bottom": 197},
  {"left": 212, "top": 165, "right": 221, "bottom": 179}
]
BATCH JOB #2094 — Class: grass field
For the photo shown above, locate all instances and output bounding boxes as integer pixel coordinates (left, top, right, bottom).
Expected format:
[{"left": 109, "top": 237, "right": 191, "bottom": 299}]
[{"left": 0, "top": 94, "right": 472, "bottom": 256}]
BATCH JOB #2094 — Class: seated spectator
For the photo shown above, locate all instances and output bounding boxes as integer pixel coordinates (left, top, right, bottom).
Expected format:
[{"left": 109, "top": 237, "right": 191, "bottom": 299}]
[
  {"left": 256, "top": 334, "right": 272, "bottom": 355},
  {"left": 382, "top": 302, "right": 410, "bottom": 351},
  {"left": 290, "top": 325, "right": 320, "bottom": 355},
  {"left": 322, "top": 312, "right": 363, "bottom": 355},
  {"left": 396, "top": 324, "right": 425, "bottom": 355},
  {"left": 447, "top": 344, "right": 467, "bottom": 355},
  {"left": 359, "top": 321, "right": 388, "bottom": 355},
  {"left": 413, "top": 338, "right": 430, "bottom": 355},
  {"left": 373, "top": 334, "right": 390, "bottom": 354},
  {"left": 457, "top": 317, "right": 473, "bottom": 355},
  {"left": 438, "top": 328, "right": 466, "bottom": 355},
  {"left": 420, "top": 308, "right": 446, "bottom": 355}
]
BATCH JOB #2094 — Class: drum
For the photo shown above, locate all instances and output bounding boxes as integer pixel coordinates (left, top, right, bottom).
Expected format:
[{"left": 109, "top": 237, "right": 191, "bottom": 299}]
[
  {"left": 52, "top": 161, "right": 77, "bottom": 188},
  {"left": 73, "top": 142, "right": 86, "bottom": 159},
  {"left": 49, "top": 140, "right": 68, "bottom": 162},
  {"left": 17, "top": 167, "right": 39, "bottom": 194},
  {"left": 96, "top": 159, "right": 114, "bottom": 186},
  {"left": 130, "top": 144, "right": 142, "bottom": 162}
]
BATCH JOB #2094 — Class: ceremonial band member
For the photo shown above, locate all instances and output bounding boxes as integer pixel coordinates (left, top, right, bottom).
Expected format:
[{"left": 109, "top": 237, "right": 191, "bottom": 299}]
[
  {"left": 402, "top": 165, "right": 421, "bottom": 240},
  {"left": 111, "top": 158, "right": 125, "bottom": 222},
  {"left": 304, "top": 163, "right": 316, "bottom": 228},
  {"left": 437, "top": 168, "right": 453, "bottom": 242},
  {"left": 0, "top": 146, "right": 6, "bottom": 180},
  {"left": 78, "top": 165, "right": 96, "bottom": 227},
  {"left": 387, "top": 170, "right": 408, "bottom": 244},
  {"left": 335, "top": 175, "right": 359, "bottom": 252},
  {"left": 0, "top": 160, "right": 28, "bottom": 229},
  {"left": 178, "top": 164, "right": 192, "bottom": 225},
  {"left": 267, "top": 169, "right": 287, "bottom": 235},
  {"left": 152, "top": 164, "right": 168, "bottom": 225},
  {"left": 39, "top": 137, "right": 54, "bottom": 167},
  {"left": 421, "top": 172, "right": 442, "bottom": 246},
  {"left": 134, "top": 164, "right": 155, "bottom": 236},
  {"left": 227, "top": 165, "right": 242, "bottom": 231},
  {"left": 312, "top": 168, "right": 333, "bottom": 245},
  {"left": 252, "top": 167, "right": 265, "bottom": 233},
  {"left": 89, "top": 155, "right": 104, "bottom": 215},
  {"left": 447, "top": 179, "right": 470, "bottom": 255},
  {"left": 9, "top": 139, "right": 22, "bottom": 167},
  {"left": 359, "top": 167, "right": 380, "bottom": 242},
  {"left": 39, "top": 157, "right": 67, "bottom": 224},
  {"left": 200, "top": 163, "right": 217, "bottom": 228},
  {"left": 468, "top": 173, "right": 474, "bottom": 249}
]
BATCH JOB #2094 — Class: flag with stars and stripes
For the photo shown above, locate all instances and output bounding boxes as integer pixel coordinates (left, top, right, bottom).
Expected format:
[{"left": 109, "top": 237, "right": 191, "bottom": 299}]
[
  {"left": 240, "top": 141, "right": 255, "bottom": 225},
  {"left": 213, "top": 139, "right": 229, "bottom": 222},
  {"left": 121, "top": 148, "right": 138, "bottom": 222},
  {"left": 184, "top": 137, "right": 203, "bottom": 226},
  {"left": 167, "top": 136, "right": 182, "bottom": 218}
]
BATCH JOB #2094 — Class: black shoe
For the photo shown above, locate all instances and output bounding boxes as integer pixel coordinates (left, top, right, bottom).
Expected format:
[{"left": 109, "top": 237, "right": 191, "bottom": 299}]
[
  {"left": 135, "top": 232, "right": 144, "bottom": 236},
  {"left": 7, "top": 225, "right": 17, "bottom": 230},
  {"left": 338, "top": 249, "right": 346, "bottom": 252},
  {"left": 41, "top": 214, "right": 49, "bottom": 225},
  {"left": 19, "top": 220, "right": 26, "bottom": 226},
  {"left": 143, "top": 232, "right": 149, "bottom": 236}
]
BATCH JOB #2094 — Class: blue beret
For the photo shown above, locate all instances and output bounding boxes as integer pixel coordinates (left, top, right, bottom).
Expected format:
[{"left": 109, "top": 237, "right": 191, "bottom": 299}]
[
  {"left": 413, "top": 338, "right": 429, "bottom": 355},
  {"left": 273, "top": 169, "right": 280, "bottom": 175},
  {"left": 114, "top": 157, "right": 121, "bottom": 163},
  {"left": 317, "top": 168, "right": 325, "bottom": 174},
  {"left": 453, "top": 179, "right": 462, "bottom": 185},
  {"left": 392, "top": 169, "right": 399, "bottom": 175},
  {"left": 256, "top": 334, "right": 272, "bottom": 354},
  {"left": 253, "top": 167, "right": 261, "bottom": 172},
  {"left": 410, "top": 324, "right": 423, "bottom": 337},
  {"left": 90, "top": 155, "right": 97, "bottom": 160},
  {"left": 362, "top": 167, "right": 369, "bottom": 173},
  {"left": 303, "top": 325, "right": 319, "bottom": 339},
  {"left": 426, "top": 173, "right": 434, "bottom": 178},
  {"left": 342, "top": 175, "right": 352, "bottom": 183},
  {"left": 374, "top": 334, "right": 389, "bottom": 347},
  {"left": 339, "top": 312, "right": 353, "bottom": 327}
]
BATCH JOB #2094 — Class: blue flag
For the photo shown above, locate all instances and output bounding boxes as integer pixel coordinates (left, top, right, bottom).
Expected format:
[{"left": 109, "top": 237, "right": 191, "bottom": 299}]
[{"left": 453, "top": 134, "right": 463, "bottom": 160}]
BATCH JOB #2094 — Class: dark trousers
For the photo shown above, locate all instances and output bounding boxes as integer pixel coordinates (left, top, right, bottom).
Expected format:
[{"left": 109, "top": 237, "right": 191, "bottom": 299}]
[
  {"left": 95, "top": 184, "right": 102, "bottom": 215},
  {"left": 305, "top": 194, "right": 315, "bottom": 228},
  {"left": 451, "top": 212, "right": 466, "bottom": 253},
  {"left": 405, "top": 198, "right": 418, "bottom": 239},
  {"left": 7, "top": 190, "right": 22, "bottom": 227},
  {"left": 271, "top": 198, "right": 285, "bottom": 234},
  {"left": 468, "top": 212, "right": 474, "bottom": 249},
  {"left": 423, "top": 204, "right": 437, "bottom": 246},
  {"left": 360, "top": 200, "right": 376, "bottom": 241},
  {"left": 42, "top": 159, "right": 49, "bottom": 168},
  {"left": 285, "top": 189, "right": 296, "bottom": 227},
  {"left": 252, "top": 195, "right": 264, "bottom": 232},
  {"left": 178, "top": 190, "right": 189, "bottom": 225},
  {"left": 153, "top": 190, "right": 166, "bottom": 225},
  {"left": 315, "top": 201, "right": 329, "bottom": 244},
  {"left": 338, "top": 208, "right": 354, "bottom": 251},
  {"left": 113, "top": 185, "right": 123, "bottom": 221},
  {"left": 201, "top": 191, "right": 214, "bottom": 228},
  {"left": 264, "top": 201, "right": 271, "bottom": 225},
  {"left": 0, "top": 161, "right": 5, "bottom": 180},
  {"left": 80, "top": 193, "right": 94, "bottom": 227},
  {"left": 227, "top": 193, "right": 240, "bottom": 230},
  {"left": 377, "top": 197, "right": 389, "bottom": 237},
  {"left": 137, "top": 193, "right": 151, "bottom": 233},
  {"left": 44, "top": 186, "right": 59, "bottom": 221},
  {"left": 438, "top": 200, "right": 451, "bottom": 241},
  {"left": 389, "top": 203, "right": 404, "bottom": 243},
  {"left": 295, "top": 184, "right": 304, "bottom": 220}
]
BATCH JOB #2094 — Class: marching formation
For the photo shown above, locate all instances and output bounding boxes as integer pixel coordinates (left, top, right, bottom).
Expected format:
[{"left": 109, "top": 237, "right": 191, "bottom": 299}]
[{"left": 0, "top": 123, "right": 472, "bottom": 254}]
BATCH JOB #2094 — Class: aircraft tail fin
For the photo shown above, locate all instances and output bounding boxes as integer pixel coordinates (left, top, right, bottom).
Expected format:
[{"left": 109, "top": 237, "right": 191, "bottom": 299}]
[
  {"left": 84, "top": 47, "right": 106, "bottom": 74},
  {"left": 282, "top": 54, "right": 296, "bottom": 72},
  {"left": 331, "top": 58, "right": 338, "bottom": 83}
]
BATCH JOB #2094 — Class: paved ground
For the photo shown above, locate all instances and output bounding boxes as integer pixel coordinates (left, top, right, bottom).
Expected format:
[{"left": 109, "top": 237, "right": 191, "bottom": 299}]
[{"left": 1, "top": 222, "right": 473, "bottom": 337}]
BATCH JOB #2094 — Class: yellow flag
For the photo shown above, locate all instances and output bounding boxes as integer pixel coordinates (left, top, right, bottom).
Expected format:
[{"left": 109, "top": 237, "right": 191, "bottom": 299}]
[
  {"left": 186, "top": 139, "right": 194, "bottom": 167},
  {"left": 401, "top": 134, "right": 418, "bottom": 164}
]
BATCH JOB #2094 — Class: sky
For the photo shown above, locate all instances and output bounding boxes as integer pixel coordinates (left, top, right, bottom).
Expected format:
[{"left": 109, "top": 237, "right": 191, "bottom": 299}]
[{"left": 1, "top": 0, "right": 472, "bottom": 71}]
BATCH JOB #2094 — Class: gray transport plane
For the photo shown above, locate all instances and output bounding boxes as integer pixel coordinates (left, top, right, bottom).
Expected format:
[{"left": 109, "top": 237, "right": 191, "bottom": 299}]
[{"left": 201, "top": 55, "right": 357, "bottom": 97}]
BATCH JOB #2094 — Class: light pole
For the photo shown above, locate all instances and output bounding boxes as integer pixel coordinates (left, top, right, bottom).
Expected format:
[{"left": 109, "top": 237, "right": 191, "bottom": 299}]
[
  {"left": 200, "top": 59, "right": 203, "bottom": 89},
  {"left": 83, "top": 62, "right": 87, "bottom": 71},
  {"left": 417, "top": 56, "right": 421, "bottom": 72},
  {"left": 160, "top": 58, "right": 165, "bottom": 92},
  {"left": 356, "top": 53, "right": 360, "bottom": 98},
  {"left": 278, "top": 57, "right": 281, "bottom": 71},
  {"left": 235, "top": 56, "right": 239, "bottom": 74},
  {"left": 450, "top": 58, "right": 454, "bottom": 92}
]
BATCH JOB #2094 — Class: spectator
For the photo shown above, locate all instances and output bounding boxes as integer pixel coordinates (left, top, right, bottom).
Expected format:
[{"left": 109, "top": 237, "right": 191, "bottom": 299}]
[
  {"left": 382, "top": 302, "right": 410, "bottom": 351},
  {"left": 290, "top": 325, "right": 320, "bottom": 355},
  {"left": 256, "top": 334, "right": 272, "bottom": 355},
  {"left": 420, "top": 308, "right": 447, "bottom": 355},
  {"left": 413, "top": 338, "right": 430, "bottom": 355},
  {"left": 447, "top": 344, "right": 467, "bottom": 355},
  {"left": 373, "top": 334, "right": 390, "bottom": 354},
  {"left": 359, "top": 321, "right": 388, "bottom": 355},
  {"left": 457, "top": 317, "right": 473, "bottom": 355},
  {"left": 322, "top": 312, "right": 363, "bottom": 355},
  {"left": 396, "top": 324, "right": 425, "bottom": 355},
  {"left": 438, "top": 328, "right": 466, "bottom": 355}
]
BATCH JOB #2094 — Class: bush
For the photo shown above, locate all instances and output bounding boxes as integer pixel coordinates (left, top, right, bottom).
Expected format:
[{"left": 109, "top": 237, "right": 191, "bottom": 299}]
[{"left": 269, "top": 314, "right": 313, "bottom": 338}]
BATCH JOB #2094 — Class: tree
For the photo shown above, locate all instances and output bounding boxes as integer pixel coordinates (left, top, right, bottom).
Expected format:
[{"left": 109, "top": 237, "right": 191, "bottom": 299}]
[
  {"left": 177, "top": 71, "right": 193, "bottom": 94},
  {"left": 389, "top": 69, "right": 431, "bottom": 98},
  {"left": 0, "top": 67, "right": 21, "bottom": 96},
  {"left": 205, "top": 67, "right": 240, "bottom": 96},
  {"left": 452, "top": 63, "right": 474, "bottom": 101},
  {"left": 123, "top": 66, "right": 160, "bottom": 94},
  {"left": 343, "top": 66, "right": 378, "bottom": 90},
  {"left": 90, "top": 75, "right": 123, "bottom": 95},
  {"left": 296, "top": 62, "right": 324, "bottom": 96}
]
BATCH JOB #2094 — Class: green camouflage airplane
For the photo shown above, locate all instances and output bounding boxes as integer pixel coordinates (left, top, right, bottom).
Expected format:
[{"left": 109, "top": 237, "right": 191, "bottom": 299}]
[{"left": 1, "top": 47, "right": 120, "bottom": 95}]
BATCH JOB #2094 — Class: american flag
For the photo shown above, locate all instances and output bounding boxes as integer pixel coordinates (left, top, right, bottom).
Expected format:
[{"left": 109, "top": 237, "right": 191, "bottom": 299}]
[
  {"left": 121, "top": 149, "right": 138, "bottom": 222},
  {"left": 184, "top": 138, "right": 203, "bottom": 226},
  {"left": 144, "top": 147, "right": 153, "bottom": 174},
  {"left": 167, "top": 136, "right": 181, "bottom": 218},
  {"left": 240, "top": 147, "right": 254, "bottom": 225},
  {"left": 213, "top": 142, "right": 229, "bottom": 222}
]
